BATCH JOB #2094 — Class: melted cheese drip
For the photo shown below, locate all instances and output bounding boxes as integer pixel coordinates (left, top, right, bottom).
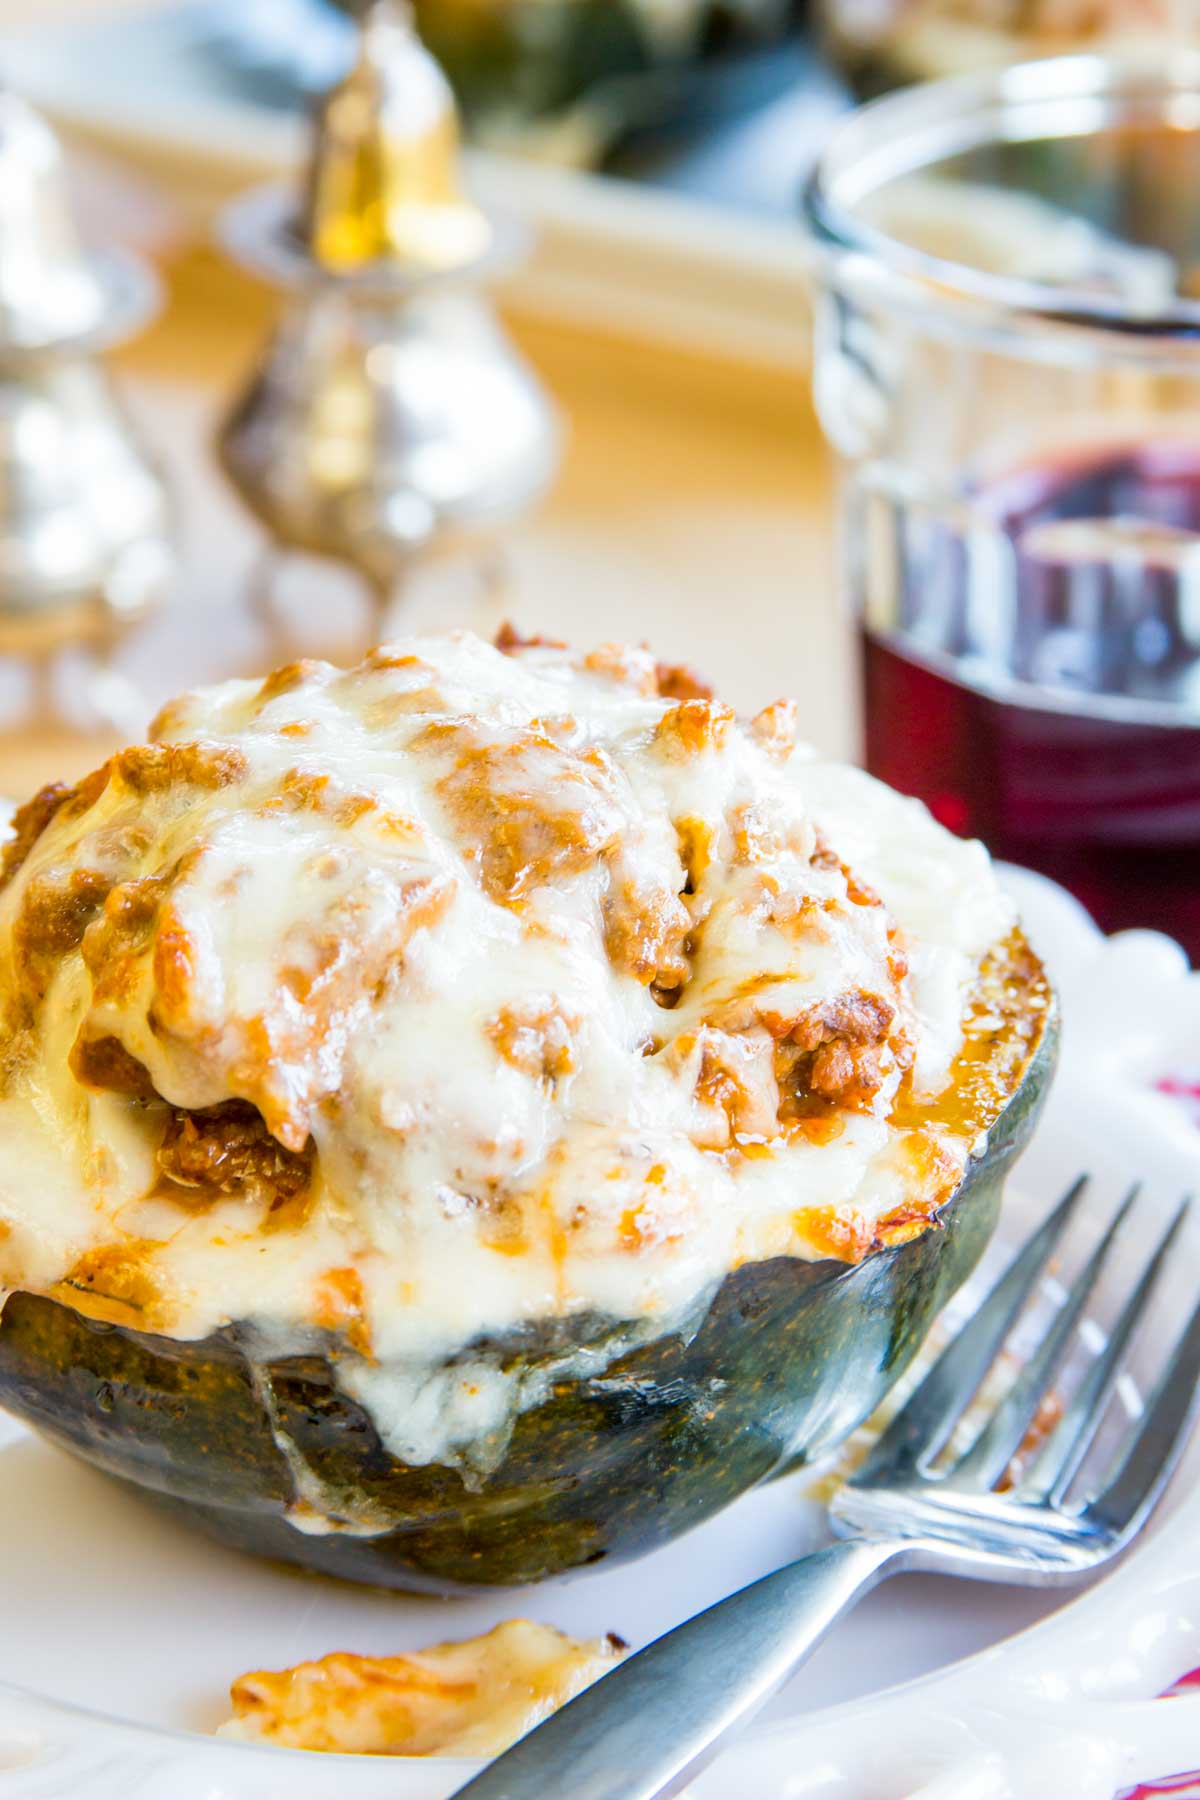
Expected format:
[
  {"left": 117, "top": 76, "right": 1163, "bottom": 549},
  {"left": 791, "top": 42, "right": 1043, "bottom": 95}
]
[
  {"left": 0, "top": 635, "right": 1015, "bottom": 1462},
  {"left": 219, "top": 1620, "right": 627, "bottom": 1757}
]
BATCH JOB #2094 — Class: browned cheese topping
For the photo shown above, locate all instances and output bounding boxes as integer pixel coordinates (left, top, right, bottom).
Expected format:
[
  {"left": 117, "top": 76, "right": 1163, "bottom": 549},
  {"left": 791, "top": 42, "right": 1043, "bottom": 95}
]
[
  {"left": 0, "top": 629, "right": 1026, "bottom": 1368},
  {"left": 220, "top": 1620, "right": 628, "bottom": 1757}
]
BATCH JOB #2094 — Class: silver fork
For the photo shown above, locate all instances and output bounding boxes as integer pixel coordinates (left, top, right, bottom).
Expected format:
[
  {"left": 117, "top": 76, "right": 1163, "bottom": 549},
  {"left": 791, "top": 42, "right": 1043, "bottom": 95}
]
[{"left": 450, "top": 1176, "right": 1200, "bottom": 1800}]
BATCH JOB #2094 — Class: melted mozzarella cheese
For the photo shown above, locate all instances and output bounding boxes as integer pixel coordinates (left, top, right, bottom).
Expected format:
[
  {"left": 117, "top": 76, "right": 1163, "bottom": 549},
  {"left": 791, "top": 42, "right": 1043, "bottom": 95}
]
[
  {"left": 0, "top": 634, "right": 1014, "bottom": 1468},
  {"left": 220, "top": 1620, "right": 627, "bottom": 1757}
]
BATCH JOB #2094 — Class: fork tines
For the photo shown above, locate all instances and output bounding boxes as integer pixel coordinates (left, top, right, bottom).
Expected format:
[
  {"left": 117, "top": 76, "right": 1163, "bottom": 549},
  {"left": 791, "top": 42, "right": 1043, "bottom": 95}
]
[{"left": 853, "top": 1175, "right": 1200, "bottom": 1533}]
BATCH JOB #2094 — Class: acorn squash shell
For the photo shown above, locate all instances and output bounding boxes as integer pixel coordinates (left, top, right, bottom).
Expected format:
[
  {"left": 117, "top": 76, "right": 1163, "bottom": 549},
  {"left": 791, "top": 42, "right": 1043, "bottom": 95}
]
[{"left": 0, "top": 963, "right": 1057, "bottom": 1593}]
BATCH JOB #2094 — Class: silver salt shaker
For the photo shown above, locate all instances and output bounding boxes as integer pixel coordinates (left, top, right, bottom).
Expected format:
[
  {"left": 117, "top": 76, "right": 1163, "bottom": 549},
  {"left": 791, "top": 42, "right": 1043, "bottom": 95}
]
[
  {"left": 216, "top": 0, "right": 559, "bottom": 641},
  {"left": 0, "top": 90, "right": 173, "bottom": 718}
]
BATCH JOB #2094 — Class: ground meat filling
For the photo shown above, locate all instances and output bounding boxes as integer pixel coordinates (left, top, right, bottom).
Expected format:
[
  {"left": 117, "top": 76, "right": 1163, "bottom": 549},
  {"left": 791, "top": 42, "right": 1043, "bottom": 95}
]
[
  {"left": 11, "top": 867, "right": 114, "bottom": 1013},
  {"left": 493, "top": 623, "right": 567, "bottom": 656},
  {"left": 809, "top": 831, "right": 884, "bottom": 909},
  {"left": 743, "top": 835, "right": 916, "bottom": 1116},
  {"left": 71, "top": 1034, "right": 157, "bottom": 1100},
  {"left": 157, "top": 1101, "right": 315, "bottom": 1208},
  {"left": 494, "top": 622, "right": 713, "bottom": 703},
  {"left": 486, "top": 998, "right": 579, "bottom": 1084},
  {"left": 2, "top": 746, "right": 249, "bottom": 1030},
  {"left": 0, "top": 783, "right": 73, "bottom": 891},
  {"left": 0, "top": 630, "right": 1020, "bottom": 1341},
  {"left": 1, "top": 762, "right": 121, "bottom": 881},
  {"left": 653, "top": 661, "right": 714, "bottom": 702},
  {"left": 775, "top": 991, "right": 908, "bottom": 1117}
]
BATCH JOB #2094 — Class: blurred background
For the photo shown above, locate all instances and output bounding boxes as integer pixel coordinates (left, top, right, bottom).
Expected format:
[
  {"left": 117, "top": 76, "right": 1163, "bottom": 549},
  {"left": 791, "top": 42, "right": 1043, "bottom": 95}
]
[
  {"left": 3, "top": 0, "right": 1200, "bottom": 947},
  {"left": 0, "top": 0, "right": 846, "bottom": 784}
]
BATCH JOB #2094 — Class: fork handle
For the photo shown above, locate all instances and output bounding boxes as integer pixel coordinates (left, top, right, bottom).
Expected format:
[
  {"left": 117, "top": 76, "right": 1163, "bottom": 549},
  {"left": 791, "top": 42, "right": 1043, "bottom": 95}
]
[{"left": 448, "top": 1536, "right": 911, "bottom": 1800}]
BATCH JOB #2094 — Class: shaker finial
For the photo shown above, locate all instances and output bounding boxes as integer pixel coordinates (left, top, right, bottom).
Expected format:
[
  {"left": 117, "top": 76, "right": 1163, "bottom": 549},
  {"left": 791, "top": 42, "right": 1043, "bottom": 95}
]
[{"left": 299, "top": 0, "right": 491, "bottom": 275}]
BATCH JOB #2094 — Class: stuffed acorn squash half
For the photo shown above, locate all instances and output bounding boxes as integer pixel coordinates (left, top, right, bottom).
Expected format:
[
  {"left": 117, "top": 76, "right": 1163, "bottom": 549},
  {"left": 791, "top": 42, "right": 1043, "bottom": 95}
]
[{"left": 0, "top": 630, "right": 1054, "bottom": 1592}]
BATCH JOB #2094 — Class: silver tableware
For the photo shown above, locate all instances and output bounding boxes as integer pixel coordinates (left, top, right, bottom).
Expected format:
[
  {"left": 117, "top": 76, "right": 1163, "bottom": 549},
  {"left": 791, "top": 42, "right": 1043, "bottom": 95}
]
[
  {"left": 453, "top": 1174, "right": 1200, "bottom": 1800},
  {"left": 0, "top": 356, "right": 172, "bottom": 660},
  {"left": 216, "top": 0, "right": 559, "bottom": 639},
  {"left": 0, "top": 88, "right": 172, "bottom": 711},
  {"left": 0, "top": 88, "right": 158, "bottom": 355}
]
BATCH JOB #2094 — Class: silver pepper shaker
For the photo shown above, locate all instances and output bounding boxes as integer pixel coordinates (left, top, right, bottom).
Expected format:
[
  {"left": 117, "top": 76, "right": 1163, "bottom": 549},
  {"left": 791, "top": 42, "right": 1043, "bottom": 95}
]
[
  {"left": 216, "top": 0, "right": 559, "bottom": 642},
  {"left": 0, "top": 90, "right": 173, "bottom": 721}
]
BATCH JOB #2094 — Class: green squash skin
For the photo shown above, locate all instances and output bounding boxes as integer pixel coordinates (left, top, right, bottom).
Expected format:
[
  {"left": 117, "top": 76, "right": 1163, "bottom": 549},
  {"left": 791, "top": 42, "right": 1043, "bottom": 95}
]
[{"left": 0, "top": 1010, "right": 1056, "bottom": 1594}]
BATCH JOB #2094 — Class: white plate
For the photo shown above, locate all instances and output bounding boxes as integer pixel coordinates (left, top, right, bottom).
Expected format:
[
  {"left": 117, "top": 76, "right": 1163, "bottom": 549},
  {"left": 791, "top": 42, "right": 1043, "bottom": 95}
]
[{"left": 1, "top": 865, "right": 1199, "bottom": 1800}]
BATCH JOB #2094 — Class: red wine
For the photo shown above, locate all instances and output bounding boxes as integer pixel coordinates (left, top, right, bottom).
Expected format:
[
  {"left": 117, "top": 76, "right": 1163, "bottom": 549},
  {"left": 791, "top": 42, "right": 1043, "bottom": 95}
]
[{"left": 859, "top": 440, "right": 1200, "bottom": 958}]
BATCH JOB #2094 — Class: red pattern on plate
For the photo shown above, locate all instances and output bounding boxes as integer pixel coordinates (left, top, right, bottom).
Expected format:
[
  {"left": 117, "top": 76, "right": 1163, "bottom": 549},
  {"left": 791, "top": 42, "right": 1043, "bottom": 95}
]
[
  {"left": 1119, "top": 1667, "right": 1200, "bottom": 1797},
  {"left": 1155, "top": 1076, "right": 1200, "bottom": 1131}
]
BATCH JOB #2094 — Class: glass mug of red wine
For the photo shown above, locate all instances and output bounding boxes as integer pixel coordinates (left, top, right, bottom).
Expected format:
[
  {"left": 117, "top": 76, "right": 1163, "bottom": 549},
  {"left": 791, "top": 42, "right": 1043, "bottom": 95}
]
[{"left": 804, "top": 52, "right": 1200, "bottom": 959}]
